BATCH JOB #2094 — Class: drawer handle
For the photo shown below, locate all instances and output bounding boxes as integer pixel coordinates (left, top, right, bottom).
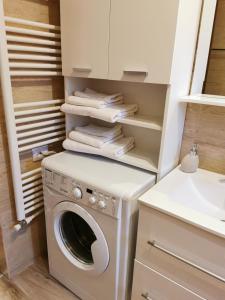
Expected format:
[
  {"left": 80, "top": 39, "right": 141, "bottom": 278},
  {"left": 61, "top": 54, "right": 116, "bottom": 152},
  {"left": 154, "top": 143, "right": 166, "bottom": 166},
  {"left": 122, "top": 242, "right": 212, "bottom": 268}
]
[
  {"left": 147, "top": 240, "right": 225, "bottom": 283},
  {"left": 123, "top": 69, "right": 148, "bottom": 76},
  {"left": 141, "top": 292, "right": 152, "bottom": 300},
  {"left": 73, "top": 67, "right": 92, "bottom": 72}
]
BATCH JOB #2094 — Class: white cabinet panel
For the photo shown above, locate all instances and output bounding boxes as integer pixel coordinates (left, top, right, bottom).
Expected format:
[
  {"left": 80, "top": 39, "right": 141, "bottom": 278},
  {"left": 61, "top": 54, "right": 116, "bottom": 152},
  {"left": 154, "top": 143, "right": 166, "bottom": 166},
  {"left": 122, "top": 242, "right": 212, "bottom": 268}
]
[
  {"left": 132, "top": 260, "right": 204, "bottom": 300},
  {"left": 109, "top": 0, "right": 180, "bottom": 84},
  {"left": 60, "top": 0, "right": 110, "bottom": 79}
]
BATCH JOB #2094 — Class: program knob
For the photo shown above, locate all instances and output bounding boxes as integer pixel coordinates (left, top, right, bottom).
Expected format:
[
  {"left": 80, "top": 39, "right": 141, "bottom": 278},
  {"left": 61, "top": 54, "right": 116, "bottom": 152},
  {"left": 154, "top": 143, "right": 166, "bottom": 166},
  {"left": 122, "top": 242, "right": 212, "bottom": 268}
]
[
  {"left": 98, "top": 200, "right": 106, "bottom": 209},
  {"left": 73, "top": 187, "right": 82, "bottom": 199},
  {"left": 89, "top": 196, "right": 97, "bottom": 205}
]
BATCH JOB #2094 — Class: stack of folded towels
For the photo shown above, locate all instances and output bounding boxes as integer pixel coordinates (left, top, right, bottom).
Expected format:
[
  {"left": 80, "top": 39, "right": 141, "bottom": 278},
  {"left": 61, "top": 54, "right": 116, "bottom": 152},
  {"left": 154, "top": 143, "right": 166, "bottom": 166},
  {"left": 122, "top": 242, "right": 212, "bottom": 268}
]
[
  {"left": 63, "top": 123, "right": 135, "bottom": 158},
  {"left": 61, "top": 88, "right": 138, "bottom": 123}
]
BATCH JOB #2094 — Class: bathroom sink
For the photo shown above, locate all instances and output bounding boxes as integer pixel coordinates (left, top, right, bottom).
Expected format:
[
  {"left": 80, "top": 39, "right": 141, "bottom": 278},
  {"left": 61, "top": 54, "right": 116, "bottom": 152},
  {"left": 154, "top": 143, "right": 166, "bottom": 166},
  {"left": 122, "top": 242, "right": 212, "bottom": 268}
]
[{"left": 139, "top": 167, "right": 225, "bottom": 238}]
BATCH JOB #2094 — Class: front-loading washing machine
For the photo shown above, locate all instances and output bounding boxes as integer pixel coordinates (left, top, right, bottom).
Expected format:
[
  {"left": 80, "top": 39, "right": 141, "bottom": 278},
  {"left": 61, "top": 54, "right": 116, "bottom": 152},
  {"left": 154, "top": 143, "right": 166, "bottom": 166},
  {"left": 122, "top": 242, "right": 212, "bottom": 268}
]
[{"left": 42, "top": 151, "right": 156, "bottom": 300}]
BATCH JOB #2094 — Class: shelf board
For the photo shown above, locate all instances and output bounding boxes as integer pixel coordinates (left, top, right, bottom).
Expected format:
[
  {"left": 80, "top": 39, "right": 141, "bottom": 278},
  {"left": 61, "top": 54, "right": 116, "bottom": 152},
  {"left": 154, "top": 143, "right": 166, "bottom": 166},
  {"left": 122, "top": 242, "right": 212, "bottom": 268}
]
[
  {"left": 180, "top": 94, "right": 225, "bottom": 107},
  {"left": 118, "top": 114, "right": 163, "bottom": 131},
  {"left": 115, "top": 148, "right": 159, "bottom": 173}
]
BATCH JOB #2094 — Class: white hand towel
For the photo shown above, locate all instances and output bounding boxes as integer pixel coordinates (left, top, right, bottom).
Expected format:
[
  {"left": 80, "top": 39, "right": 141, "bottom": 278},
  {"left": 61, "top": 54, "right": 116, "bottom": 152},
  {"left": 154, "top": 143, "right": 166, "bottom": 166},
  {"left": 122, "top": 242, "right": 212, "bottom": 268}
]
[
  {"left": 75, "top": 124, "right": 122, "bottom": 138},
  {"left": 75, "top": 88, "right": 122, "bottom": 103},
  {"left": 63, "top": 137, "right": 134, "bottom": 158},
  {"left": 61, "top": 103, "right": 90, "bottom": 117},
  {"left": 69, "top": 130, "right": 124, "bottom": 148},
  {"left": 61, "top": 103, "right": 138, "bottom": 123},
  {"left": 91, "top": 104, "right": 138, "bottom": 122},
  {"left": 67, "top": 95, "right": 123, "bottom": 109}
]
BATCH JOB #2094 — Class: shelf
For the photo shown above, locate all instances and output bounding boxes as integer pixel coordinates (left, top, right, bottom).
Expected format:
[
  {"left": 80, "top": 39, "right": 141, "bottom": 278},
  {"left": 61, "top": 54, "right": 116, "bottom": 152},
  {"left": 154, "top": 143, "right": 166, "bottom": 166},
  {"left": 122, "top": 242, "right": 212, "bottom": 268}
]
[
  {"left": 180, "top": 94, "right": 225, "bottom": 107},
  {"left": 118, "top": 114, "right": 163, "bottom": 131},
  {"left": 115, "top": 148, "right": 159, "bottom": 173}
]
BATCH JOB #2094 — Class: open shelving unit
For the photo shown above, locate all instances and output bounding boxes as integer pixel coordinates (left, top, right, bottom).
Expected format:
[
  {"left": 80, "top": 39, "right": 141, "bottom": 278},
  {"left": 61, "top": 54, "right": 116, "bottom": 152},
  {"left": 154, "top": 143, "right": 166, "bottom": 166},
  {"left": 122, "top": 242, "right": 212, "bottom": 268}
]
[{"left": 64, "top": 78, "right": 164, "bottom": 173}]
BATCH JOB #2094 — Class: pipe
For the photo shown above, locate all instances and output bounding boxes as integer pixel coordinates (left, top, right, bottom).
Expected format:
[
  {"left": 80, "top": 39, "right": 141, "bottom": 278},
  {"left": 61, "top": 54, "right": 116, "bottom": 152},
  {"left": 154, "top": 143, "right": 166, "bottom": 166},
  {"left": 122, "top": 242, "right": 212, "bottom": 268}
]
[
  {"left": 7, "top": 35, "right": 61, "bottom": 46},
  {"left": 5, "top": 26, "right": 60, "bottom": 38},
  {"left": 9, "top": 62, "right": 62, "bottom": 69},
  {"left": 4, "top": 16, "right": 60, "bottom": 31},
  {"left": 17, "top": 124, "right": 65, "bottom": 138},
  {"left": 10, "top": 70, "right": 62, "bottom": 77},
  {"left": 15, "top": 105, "right": 61, "bottom": 116},
  {"left": 7, "top": 44, "right": 61, "bottom": 54},
  {"left": 16, "top": 117, "right": 65, "bottom": 131},
  {"left": 14, "top": 99, "right": 63, "bottom": 108},
  {"left": 8, "top": 53, "right": 61, "bottom": 62}
]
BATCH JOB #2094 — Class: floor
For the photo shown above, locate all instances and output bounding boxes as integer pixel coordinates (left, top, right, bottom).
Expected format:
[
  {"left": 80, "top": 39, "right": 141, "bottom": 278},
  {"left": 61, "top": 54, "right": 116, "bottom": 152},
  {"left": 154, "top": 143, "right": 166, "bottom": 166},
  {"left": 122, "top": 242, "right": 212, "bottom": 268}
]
[{"left": 0, "top": 258, "right": 79, "bottom": 300}]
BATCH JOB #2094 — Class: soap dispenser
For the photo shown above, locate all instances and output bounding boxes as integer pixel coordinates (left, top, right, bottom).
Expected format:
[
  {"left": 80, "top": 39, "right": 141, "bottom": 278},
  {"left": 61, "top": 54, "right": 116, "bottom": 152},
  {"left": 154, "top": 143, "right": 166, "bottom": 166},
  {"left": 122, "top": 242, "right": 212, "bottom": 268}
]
[{"left": 180, "top": 144, "right": 199, "bottom": 173}]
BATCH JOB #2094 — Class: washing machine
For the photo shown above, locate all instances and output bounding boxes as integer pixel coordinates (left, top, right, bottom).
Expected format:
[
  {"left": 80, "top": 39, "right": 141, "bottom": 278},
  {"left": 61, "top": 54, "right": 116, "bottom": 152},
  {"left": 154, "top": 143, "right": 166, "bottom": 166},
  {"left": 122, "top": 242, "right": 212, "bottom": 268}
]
[{"left": 42, "top": 151, "right": 156, "bottom": 300}]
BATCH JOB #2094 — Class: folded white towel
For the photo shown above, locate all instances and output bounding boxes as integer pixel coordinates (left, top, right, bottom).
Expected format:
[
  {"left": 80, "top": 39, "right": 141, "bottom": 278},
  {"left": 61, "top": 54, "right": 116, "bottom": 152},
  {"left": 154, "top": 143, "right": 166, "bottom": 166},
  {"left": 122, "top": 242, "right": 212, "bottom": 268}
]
[
  {"left": 63, "top": 137, "right": 135, "bottom": 158},
  {"left": 75, "top": 88, "right": 122, "bottom": 103},
  {"left": 69, "top": 130, "right": 124, "bottom": 148},
  {"left": 67, "top": 95, "right": 123, "bottom": 109},
  {"left": 61, "top": 103, "right": 138, "bottom": 123},
  {"left": 75, "top": 124, "right": 122, "bottom": 138}
]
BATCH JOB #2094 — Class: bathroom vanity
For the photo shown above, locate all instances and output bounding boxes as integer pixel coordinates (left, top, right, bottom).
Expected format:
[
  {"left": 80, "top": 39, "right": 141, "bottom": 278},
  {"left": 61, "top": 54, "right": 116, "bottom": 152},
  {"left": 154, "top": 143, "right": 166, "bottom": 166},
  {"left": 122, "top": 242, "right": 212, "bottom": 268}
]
[{"left": 132, "top": 167, "right": 225, "bottom": 300}]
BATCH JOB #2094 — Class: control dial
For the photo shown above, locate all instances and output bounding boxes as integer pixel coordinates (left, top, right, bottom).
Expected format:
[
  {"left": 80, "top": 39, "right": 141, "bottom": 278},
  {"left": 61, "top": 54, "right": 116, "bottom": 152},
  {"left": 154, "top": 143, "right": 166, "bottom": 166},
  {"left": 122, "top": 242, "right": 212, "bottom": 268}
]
[
  {"left": 89, "top": 196, "right": 97, "bottom": 205},
  {"left": 73, "top": 187, "right": 82, "bottom": 199},
  {"left": 98, "top": 200, "right": 106, "bottom": 209}
]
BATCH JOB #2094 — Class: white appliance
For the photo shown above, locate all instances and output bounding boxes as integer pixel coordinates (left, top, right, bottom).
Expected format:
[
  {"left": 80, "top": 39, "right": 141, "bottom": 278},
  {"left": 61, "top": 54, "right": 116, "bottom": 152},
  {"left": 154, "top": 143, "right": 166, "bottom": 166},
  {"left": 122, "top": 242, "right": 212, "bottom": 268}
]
[{"left": 42, "top": 151, "right": 156, "bottom": 300}]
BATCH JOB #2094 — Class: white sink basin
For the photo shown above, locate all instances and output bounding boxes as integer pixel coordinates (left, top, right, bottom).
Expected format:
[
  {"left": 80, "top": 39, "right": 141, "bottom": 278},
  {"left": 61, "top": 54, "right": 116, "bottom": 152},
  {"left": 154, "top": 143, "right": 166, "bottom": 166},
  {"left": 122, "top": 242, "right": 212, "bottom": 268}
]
[{"left": 140, "top": 167, "right": 225, "bottom": 237}]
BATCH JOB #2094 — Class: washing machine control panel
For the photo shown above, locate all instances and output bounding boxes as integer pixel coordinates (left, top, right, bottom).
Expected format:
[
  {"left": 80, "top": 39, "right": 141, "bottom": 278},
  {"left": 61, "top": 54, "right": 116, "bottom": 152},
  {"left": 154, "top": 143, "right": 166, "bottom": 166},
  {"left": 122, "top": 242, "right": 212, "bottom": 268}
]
[{"left": 44, "top": 169, "right": 121, "bottom": 218}]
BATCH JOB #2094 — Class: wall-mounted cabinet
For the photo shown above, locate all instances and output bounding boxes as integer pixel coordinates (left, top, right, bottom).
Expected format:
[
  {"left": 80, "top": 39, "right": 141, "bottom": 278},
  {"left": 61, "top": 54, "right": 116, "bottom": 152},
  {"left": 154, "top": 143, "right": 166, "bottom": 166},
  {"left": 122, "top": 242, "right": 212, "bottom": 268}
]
[
  {"left": 108, "top": 0, "right": 179, "bottom": 84},
  {"left": 60, "top": 0, "right": 110, "bottom": 79},
  {"left": 60, "top": 0, "right": 201, "bottom": 84}
]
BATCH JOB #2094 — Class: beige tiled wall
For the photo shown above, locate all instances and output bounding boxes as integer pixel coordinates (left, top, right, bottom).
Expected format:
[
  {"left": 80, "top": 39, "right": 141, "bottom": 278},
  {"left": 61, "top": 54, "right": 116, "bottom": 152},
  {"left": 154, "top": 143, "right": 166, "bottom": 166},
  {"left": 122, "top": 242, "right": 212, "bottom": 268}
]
[
  {"left": 181, "top": 0, "right": 225, "bottom": 175},
  {"left": 0, "top": 0, "right": 63, "bottom": 278}
]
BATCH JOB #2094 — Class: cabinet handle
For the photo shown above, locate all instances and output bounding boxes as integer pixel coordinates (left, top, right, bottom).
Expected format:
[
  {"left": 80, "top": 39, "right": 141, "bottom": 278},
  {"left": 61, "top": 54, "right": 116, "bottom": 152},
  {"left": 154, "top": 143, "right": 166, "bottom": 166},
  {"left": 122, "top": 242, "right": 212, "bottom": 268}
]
[
  {"left": 147, "top": 240, "right": 225, "bottom": 283},
  {"left": 123, "top": 69, "right": 148, "bottom": 76},
  {"left": 72, "top": 67, "right": 92, "bottom": 72},
  {"left": 141, "top": 292, "right": 152, "bottom": 300}
]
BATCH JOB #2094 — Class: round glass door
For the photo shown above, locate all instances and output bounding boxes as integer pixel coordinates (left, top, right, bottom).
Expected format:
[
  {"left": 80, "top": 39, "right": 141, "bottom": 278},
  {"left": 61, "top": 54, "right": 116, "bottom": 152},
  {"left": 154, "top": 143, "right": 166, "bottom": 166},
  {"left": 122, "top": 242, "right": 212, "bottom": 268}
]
[
  {"left": 53, "top": 202, "right": 109, "bottom": 276},
  {"left": 59, "top": 211, "right": 97, "bottom": 265}
]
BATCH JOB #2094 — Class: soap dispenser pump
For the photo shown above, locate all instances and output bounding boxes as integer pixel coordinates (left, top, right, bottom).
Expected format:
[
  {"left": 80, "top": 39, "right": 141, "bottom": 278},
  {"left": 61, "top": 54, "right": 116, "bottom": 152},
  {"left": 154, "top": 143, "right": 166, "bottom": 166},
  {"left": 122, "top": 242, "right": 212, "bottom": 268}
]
[{"left": 180, "top": 144, "right": 199, "bottom": 173}]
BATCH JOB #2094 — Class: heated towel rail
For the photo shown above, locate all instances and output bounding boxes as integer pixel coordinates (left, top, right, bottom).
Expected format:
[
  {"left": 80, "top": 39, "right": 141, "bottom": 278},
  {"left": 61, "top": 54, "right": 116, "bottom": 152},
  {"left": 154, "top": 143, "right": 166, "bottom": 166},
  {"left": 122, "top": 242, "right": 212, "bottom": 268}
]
[{"left": 0, "top": 3, "right": 65, "bottom": 230}]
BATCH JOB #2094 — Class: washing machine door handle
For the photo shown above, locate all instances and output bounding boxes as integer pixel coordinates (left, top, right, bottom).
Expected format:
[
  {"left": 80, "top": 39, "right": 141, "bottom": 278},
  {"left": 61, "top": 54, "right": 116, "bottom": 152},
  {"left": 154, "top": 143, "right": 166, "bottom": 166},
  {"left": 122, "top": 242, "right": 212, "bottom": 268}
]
[{"left": 91, "top": 238, "right": 109, "bottom": 275}]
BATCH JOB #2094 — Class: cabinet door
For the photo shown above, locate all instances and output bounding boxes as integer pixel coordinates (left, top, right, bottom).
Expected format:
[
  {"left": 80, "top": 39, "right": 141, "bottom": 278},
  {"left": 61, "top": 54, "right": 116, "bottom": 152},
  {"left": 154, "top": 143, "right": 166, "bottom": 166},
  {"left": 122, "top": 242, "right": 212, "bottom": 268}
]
[
  {"left": 109, "top": 0, "right": 180, "bottom": 84},
  {"left": 60, "top": 0, "right": 110, "bottom": 79}
]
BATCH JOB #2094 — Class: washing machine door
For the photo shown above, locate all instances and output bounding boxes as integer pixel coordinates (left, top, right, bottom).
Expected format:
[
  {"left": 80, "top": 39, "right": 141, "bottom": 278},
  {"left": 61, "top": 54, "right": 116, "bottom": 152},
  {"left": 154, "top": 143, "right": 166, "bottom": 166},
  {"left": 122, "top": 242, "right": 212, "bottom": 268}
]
[{"left": 53, "top": 201, "right": 109, "bottom": 276}]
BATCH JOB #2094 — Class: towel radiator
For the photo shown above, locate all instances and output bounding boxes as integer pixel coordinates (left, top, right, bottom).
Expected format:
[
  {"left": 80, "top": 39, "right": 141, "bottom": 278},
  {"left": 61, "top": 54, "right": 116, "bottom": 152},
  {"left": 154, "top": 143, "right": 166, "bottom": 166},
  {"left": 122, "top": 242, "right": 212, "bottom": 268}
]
[{"left": 0, "top": 2, "right": 65, "bottom": 230}]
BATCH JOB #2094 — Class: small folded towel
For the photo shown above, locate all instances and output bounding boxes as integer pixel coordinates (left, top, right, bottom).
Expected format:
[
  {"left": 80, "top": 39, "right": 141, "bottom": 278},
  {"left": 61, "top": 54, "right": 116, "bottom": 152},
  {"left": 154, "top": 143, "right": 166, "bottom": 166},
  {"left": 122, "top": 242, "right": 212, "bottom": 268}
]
[
  {"left": 61, "top": 103, "right": 138, "bottom": 123},
  {"left": 75, "top": 124, "right": 122, "bottom": 138},
  {"left": 69, "top": 130, "right": 124, "bottom": 148},
  {"left": 67, "top": 95, "right": 123, "bottom": 109},
  {"left": 75, "top": 88, "right": 123, "bottom": 102},
  {"left": 63, "top": 136, "right": 135, "bottom": 158}
]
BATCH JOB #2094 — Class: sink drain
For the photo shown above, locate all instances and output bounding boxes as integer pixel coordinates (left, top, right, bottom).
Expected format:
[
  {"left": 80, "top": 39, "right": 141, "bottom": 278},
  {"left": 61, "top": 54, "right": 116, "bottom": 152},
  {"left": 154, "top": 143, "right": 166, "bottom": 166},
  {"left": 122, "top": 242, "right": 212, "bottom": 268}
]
[{"left": 221, "top": 220, "right": 225, "bottom": 222}]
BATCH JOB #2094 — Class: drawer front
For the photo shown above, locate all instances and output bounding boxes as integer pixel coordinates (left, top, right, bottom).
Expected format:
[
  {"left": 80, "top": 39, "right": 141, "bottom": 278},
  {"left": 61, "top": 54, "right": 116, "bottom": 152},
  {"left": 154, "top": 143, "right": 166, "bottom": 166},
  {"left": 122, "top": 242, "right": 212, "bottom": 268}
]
[
  {"left": 136, "top": 206, "right": 225, "bottom": 282},
  {"left": 131, "top": 260, "right": 204, "bottom": 300},
  {"left": 138, "top": 242, "right": 225, "bottom": 300}
]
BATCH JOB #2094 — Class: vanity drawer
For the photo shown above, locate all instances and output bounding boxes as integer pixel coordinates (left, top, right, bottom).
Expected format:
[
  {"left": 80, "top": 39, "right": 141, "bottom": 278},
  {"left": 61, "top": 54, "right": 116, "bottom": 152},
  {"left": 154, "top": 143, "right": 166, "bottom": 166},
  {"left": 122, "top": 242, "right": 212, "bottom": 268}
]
[
  {"left": 131, "top": 260, "right": 204, "bottom": 300},
  {"left": 138, "top": 240, "right": 225, "bottom": 300},
  {"left": 136, "top": 205, "right": 225, "bottom": 282}
]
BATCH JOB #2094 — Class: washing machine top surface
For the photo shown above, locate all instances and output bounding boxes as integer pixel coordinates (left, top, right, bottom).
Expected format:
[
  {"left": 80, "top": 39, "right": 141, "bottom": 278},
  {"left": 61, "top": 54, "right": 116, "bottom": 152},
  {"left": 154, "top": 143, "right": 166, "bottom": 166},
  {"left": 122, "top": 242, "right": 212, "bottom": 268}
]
[{"left": 42, "top": 151, "right": 156, "bottom": 200}]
